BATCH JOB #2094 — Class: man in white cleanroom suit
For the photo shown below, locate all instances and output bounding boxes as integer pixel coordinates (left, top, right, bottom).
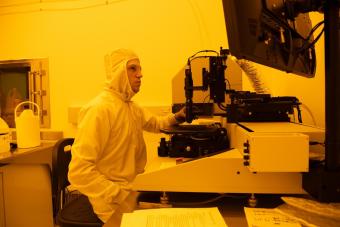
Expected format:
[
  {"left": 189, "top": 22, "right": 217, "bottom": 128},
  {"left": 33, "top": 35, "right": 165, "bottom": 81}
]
[{"left": 68, "top": 49, "right": 185, "bottom": 226}]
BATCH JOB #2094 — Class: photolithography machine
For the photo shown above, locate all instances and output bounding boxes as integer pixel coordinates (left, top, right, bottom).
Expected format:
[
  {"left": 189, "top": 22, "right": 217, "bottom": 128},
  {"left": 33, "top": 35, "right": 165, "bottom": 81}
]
[
  {"left": 133, "top": 49, "right": 325, "bottom": 198},
  {"left": 134, "top": 0, "right": 340, "bottom": 202}
]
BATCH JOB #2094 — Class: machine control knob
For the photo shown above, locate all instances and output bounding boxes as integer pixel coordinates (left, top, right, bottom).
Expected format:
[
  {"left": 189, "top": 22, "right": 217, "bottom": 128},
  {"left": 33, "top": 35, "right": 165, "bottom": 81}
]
[
  {"left": 158, "top": 138, "right": 169, "bottom": 157},
  {"left": 244, "top": 141, "right": 250, "bottom": 154},
  {"left": 243, "top": 141, "right": 249, "bottom": 148}
]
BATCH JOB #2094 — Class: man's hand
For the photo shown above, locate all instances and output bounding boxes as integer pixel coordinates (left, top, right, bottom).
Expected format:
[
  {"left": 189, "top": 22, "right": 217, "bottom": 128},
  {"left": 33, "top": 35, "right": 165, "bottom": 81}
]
[{"left": 174, "top": 107, "right": 186, "bottom": 123}]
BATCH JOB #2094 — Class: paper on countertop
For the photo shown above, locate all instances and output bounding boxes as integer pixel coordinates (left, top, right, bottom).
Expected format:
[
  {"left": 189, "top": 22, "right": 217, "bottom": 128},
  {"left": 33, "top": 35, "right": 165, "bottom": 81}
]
[
  {"left": 275, "top": 196, "right": 340, "bottom": 227},
  {"left": 280, "top": 196, "right": 340, "bottom": 220},
  {"left": 121, "top": 207, "right": 228, "bottom": 227},
  {"left": 244, "top": 207, "right": 301, "bottom": 227}
]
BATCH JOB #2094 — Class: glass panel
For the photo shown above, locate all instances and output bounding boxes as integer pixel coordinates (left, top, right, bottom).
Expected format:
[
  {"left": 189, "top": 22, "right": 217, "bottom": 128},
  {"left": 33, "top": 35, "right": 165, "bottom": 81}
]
[
  {"left": 0, "top": 68, "right": 30, "bottom": 127},
  {"left": 0, "top": 59, "right": 50, "bottom": 128}
]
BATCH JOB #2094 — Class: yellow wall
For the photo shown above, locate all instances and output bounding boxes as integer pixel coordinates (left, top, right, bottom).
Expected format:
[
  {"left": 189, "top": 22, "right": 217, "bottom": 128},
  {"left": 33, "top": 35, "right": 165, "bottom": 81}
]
[
  {"left": 0, "top": 1, "right": 325, "bottom": 137},
  {"left": 0, "top": 0, "right": 228, "bottom": 136}
]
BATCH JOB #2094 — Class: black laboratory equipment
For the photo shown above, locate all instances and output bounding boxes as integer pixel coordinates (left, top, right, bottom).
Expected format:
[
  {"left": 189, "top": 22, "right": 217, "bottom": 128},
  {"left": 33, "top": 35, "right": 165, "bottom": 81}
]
[
  {"left": 158, "top": 50, "right": 230, "bottom": 158},
  {"left": 184, "top": 50, "right": 228, "bottom": 123},
  {"left": 157, "top": 123, "right": 229, "bottom": 158},
  {"left": 158, "top": 0, "right": 340, "bottom": 202},
  {"left": 226, "top": 91, "right": 302, "bottom": 123},
  {"left": 160, "top": 45, "right": 303, "bottom": 158},
  {"left": 222, "top": 0, "right": 340, "bottom": 202},
  {"left": 159, "top": 45, "right": 302, "bottom": 158},
  {"left": 181, "top": 47, "right": 303, "bottom": 124}
]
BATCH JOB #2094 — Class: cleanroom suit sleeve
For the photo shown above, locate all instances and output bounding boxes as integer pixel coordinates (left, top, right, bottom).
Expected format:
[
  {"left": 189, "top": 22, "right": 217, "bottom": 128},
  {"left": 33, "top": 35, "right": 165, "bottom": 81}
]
[
  {"left": 68, "top": 106, "right": 130, "bottom": 206},
  {"left": 140, "top": 107, "right": 178, "bottom": 132}
]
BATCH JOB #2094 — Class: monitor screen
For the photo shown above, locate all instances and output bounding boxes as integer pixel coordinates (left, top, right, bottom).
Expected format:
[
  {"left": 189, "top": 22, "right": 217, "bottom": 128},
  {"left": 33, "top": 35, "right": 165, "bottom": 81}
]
[{"left": 222, "top": 0, "right": 316, "bottom": 77}]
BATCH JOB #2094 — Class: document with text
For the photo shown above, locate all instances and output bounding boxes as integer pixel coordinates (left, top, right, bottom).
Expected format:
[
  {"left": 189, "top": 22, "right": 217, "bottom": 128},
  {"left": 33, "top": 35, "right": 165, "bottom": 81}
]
[
  {"left": 244, "top": 207, "right": 301, "bottom": 227},
  {"left": 121, "top": 207, "right": 228, "bottom": 227}
]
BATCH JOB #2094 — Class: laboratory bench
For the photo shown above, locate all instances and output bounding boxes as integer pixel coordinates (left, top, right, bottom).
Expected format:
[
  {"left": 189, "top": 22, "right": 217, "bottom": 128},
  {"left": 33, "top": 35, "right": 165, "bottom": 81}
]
[
  {"left": 137, "top": 191, "right": 284, "bottom": 227},
  {"left": 0, "top": 141, "right": 55, "bottom": 166},
  {"left": 135, "top": 191, "right": 340, "bottom": 227}
]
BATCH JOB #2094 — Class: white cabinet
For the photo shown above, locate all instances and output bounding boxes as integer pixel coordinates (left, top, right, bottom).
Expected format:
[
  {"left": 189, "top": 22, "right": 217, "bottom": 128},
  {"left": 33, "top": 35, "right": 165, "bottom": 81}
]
[
  {"left": 0, "top": 172, "right": 5, "bottom": 227},
  {"left": 0, "top": 143, "right": 55, "bottom": 227},
  {"left": 0, "top": 164, "right": 54, "bottom": 227},
  {"left": 0, "top": 164, "right": 53, "bottom": 227}
]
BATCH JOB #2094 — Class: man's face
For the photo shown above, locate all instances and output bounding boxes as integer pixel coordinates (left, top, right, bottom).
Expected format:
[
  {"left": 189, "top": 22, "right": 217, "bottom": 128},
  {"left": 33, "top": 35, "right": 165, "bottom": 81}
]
[{"left": 127, "top": 59, "right": 142, "bottom": 93}]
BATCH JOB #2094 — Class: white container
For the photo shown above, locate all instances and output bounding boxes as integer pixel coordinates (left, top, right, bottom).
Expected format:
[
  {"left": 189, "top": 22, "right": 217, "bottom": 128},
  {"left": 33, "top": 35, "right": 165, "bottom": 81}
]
[
  {"left": 0, "top": 117, "right": 10, "bottom": 153},
  {"left": 15, "top": 101, "right": 41, "bottom": 148}
]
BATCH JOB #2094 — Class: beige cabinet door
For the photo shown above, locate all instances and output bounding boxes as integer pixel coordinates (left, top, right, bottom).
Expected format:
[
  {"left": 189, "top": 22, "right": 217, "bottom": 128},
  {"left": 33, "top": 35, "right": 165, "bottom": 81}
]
[{"left": 0, "top": 170, "right": 5, "bottom": 227}]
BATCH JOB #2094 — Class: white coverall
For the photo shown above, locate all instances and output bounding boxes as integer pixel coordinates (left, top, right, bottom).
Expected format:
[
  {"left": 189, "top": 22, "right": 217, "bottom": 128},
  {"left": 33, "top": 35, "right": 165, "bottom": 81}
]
[{"left": 68, "top": 49, "right": 178, "bottom": 223}]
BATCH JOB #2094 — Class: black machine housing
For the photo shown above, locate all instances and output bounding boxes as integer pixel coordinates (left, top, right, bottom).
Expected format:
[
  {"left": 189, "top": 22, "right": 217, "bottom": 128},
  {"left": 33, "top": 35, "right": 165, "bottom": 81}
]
[
  {"left": 158, "top": 124, "right": 229, "bottom": 158},
  {"left": 226, "top": 91, "right": 302, "bottom": 123}
]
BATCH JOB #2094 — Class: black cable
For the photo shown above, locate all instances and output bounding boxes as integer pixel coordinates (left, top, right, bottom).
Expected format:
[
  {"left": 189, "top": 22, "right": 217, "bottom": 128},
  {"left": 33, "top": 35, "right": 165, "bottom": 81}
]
[
  {"left": 170, "top": 193, "right": 247, "bottom": 207},
  {"left": 285, "top": 20, "right": 323, "bottom": 73},
  {"left": 296, "top": 105, "right": 302, "bottom": 123},
  {"left": 300, "top": 27, "right": 324, "bottom": 52},
  {"left": 188, "top": 50, "right": 219, "bottom": 60},
  {"left": 218, "top": 103, "right": 226, "bottom": 111},
  {"left": 310, "top": 141, "right": 325, "bottom": 146},
  {"left": 225, "top": 78, "right": 231, "bottom": 90},
  {"left": 202, "top": 94, "right": 210, "bottom": 103},
  {"left": 0, "top": 0, "right": 128, "bottom": 16},
  {"left": 287, "top": 28, "right": 295, "bottom": 71},
  {"left": 188, "top": 55, "right": 210, "bottom": 63},
  {"left": 187, "top": 50, "right": 220, "bottom": 68},
  {"left": 296, "top": 21, "right": 324, "bottom": 53},
  {"left": 306, "top": 20, "right": 324, "bottom": 41}
]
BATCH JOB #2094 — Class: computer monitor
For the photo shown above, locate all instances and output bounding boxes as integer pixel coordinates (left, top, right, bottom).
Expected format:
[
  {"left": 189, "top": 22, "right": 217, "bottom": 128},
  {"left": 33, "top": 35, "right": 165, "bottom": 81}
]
[{"left": 222, "top": 0, "right": 316, "bottom": 77}]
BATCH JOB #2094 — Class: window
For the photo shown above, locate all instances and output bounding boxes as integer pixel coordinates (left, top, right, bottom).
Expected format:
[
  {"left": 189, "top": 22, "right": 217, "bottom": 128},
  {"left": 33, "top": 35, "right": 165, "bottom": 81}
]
[{"left": 0, "top": 59, "right": 50, "bottom": 128}]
